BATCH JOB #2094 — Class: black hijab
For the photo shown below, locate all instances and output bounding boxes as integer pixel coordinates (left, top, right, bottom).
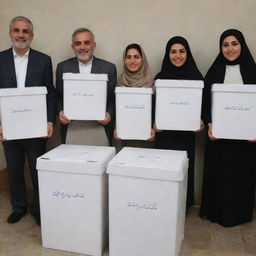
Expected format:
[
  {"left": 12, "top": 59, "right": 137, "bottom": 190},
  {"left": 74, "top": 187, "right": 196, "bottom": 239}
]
[
  {"left": 155, "top": 36, "right": 203, "bottom": 80},
  {"left": 205, "top": 29, "right": 256, "bottom": 85},
  {"left": 202, "top": 29, "right": 256, "bottom": 124}
]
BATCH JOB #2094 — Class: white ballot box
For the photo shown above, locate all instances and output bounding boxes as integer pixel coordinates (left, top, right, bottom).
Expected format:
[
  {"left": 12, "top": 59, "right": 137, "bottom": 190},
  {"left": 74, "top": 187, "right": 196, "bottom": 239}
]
[
  {"left": 211, "top": 83, "right": 256, "bottom": 140},
  {"left": 0, "top": 87, "right": 47, "bottom": 140},
  {"left": 115, "top": 87, "right": 153, "bottom": 140},
  {"left": 37, "top": 144, "right": 115, "bottom": 256},
  {"left": 107, "top": 147, "right": 188, "bottom": 256},
  {"left": 155, "top": 79, "right": 203, "bottom": 131},
  {"left": 63, "top": 73, "right": 108, "bottom": 120}
]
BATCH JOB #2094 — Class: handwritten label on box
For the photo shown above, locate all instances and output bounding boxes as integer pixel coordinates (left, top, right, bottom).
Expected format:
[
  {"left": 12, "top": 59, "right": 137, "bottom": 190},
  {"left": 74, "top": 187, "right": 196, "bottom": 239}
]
[
  {"left": 52, "top": 190, "right": 85, "bottom": 200},
  {"left": 127, "top": 201, "right": 158, "bottom": 211}
]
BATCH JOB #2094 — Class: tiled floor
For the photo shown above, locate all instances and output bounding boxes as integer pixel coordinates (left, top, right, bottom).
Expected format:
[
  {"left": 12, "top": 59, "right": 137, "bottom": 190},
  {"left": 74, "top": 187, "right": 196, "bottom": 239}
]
[{"left": 0, "top": 185, "right": 255, "bottom": 256}]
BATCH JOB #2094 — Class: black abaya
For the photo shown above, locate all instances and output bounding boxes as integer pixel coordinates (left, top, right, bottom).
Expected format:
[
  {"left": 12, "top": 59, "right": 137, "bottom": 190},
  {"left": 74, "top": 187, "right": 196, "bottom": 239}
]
[
  {"left": 200, "top": 29, "right": 256, "bottom": 227},
  {"left": 155, "top": 36, "right": 203, "bottom": 208},
  {"left": 200, "top": 139, "right": 256, "bottom": 227}
]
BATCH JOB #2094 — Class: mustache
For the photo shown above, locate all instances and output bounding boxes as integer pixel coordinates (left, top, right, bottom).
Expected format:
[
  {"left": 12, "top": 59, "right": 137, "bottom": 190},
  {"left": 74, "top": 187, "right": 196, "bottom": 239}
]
[
  {"left": 15, "top": 37, "right": 27, "bottom": 41},
  {"left": 77, "top": 49, "right": 89, "bottom": 54}
]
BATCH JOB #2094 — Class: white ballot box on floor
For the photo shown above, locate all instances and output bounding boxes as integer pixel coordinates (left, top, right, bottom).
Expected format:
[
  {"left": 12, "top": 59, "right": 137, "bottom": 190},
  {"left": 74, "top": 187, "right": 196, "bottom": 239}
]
[
  {"left": 155, "top": 79, "right": 204, "bottom": 131},
  {"left": 107, "top": 147, "right": 188, "bottom": 256},
  {"left": 0, "top": 87, "right": 47, "bottom": 140},
  {"left": 211, "top": 83, "right": 256, "bottom": 140},
  {"left": 63, "top": 73, "right": 108, "bottom": 120},
  {"left": 36, "top": 144, "right": 115, "bottom": 256},
  {"left": 115, "top": 87, "right": 153, "bottom": 140}
]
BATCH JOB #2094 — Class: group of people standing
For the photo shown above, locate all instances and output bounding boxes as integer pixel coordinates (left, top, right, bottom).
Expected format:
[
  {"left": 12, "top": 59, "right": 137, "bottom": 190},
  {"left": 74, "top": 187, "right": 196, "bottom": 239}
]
[
  {"left": 0, "top": 15, "right": 255, "bottom": 229},
  {"left": 113, "top": 30, "right": 256, "bottom": 228}
]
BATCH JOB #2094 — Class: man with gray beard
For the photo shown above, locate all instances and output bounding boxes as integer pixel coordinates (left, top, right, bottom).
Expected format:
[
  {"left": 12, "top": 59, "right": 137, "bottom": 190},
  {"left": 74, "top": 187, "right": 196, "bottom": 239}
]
[
  {"left": 56, "top": 28, "right": 116, "bottom": 145},
  {"left": 0, "top": 16, "right": 56, "bottom": 225}
]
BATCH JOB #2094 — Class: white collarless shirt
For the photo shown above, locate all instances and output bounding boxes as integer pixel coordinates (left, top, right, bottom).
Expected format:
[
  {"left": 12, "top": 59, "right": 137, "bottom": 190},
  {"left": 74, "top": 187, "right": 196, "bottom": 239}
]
[
  {"left": 13, "top": 48, "right": 30, "bottom": 88},
  {"left": 78, "top": 57, "right": 93, "bottom": 74},
  {"left": 224, "top": 64, "right": 243, "bottom": 84}
]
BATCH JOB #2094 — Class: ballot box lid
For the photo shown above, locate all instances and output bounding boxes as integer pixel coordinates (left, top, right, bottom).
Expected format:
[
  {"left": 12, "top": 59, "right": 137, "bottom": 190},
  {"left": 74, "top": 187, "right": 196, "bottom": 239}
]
[
  {"left": 63, "top": 73, "right": 108, "bottom": 81},
  {"left": 115, "top": 87, "right": 153, "bottom": 94},
  {"left": 211, "top": 83, "right": 256, "bottom": 93},
  {"left": 0, "top": 86, "right": 47, "bottom": 97},
  {"left": 107, "top": 147, "right": 188, "bottom": 181},
  {"left": 155, "top": 79, "right": 204, "bottom": 89},
  {"left": 37, "top": 144, "right": 115, "bottom": 175}
]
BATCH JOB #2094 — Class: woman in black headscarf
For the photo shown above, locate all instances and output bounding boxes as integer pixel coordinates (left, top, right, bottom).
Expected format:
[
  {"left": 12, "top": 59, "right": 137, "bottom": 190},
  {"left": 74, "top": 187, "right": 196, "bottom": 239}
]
[
  {"left": 154, "top": 36, "right": 204, "bottom": 208},
  {"left": 200, "top": 29, "right": 256, "bottom": 227}
]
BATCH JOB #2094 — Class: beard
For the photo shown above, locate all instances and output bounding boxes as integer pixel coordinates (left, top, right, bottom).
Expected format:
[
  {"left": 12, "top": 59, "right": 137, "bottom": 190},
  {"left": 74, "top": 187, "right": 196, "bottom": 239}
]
[
  {"left": 12, "top": 37, "right": 32, "bottom": 50},
  {"left": 75, "top": 49, "right": 94, "bottom": 63}
]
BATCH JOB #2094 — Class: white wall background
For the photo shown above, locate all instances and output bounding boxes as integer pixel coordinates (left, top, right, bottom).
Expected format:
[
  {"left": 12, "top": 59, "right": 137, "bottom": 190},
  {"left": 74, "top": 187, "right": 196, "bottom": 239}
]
[{"left": 1, "top": 0, "right": 256, "bottom": 201}]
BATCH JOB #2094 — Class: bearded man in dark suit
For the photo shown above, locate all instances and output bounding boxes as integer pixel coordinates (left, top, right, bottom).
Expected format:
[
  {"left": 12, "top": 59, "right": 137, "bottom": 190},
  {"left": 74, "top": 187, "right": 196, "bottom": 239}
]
[
  {"left": 56, "top": 28, "right": 116, "bottom": 145},
  {"left": 0, "top": 16, "right": 56, "bottom": 225}
]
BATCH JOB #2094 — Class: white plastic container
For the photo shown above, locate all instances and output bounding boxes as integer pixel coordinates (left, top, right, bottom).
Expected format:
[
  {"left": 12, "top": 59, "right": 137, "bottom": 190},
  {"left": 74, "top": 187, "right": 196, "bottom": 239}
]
[
  {"left": 37, "top": 144, "right": 115, "bottom": 256},
  {"left": 211, "top": 83, "right": 256, "bottom": 140},
  {"left": 115, "top": 87, "right": 153, "bottom": 140},
  {"left": 0, "top": 87, "right": 47, "bottom": 140},
  {"left": 155, "top": 79, "right": 203, "bottom": 131},
  {"left": 107, "top": 147, "right": 188, "bottom": 256},
  {"left": 63, "top": 73, "right": 108, "bottom": 120}
]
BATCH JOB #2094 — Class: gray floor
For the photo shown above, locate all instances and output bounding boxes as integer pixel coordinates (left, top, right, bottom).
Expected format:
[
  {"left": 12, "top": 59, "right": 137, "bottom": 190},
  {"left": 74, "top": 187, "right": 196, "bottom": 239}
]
[{"left": 0, "top": 185, "right": 255, "bottom": 256}]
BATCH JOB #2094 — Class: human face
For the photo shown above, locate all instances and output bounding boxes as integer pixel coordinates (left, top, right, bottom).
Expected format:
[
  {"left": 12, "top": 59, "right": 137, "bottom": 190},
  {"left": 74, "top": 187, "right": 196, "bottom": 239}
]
[
  {"left": 9, "top": 20, "right": 34, "bottom": 54},
  {"left": 72, "top": 32, "right": 96, "bottom": 64},
  {"left": 221, "top": 35, "right": 241, "bottom": 62},
  {"left": 124, "top": 48, "right": 142, "bottom": 73},
  {"left": 169, "top": 43, "right": 187, "bottom": 67}
]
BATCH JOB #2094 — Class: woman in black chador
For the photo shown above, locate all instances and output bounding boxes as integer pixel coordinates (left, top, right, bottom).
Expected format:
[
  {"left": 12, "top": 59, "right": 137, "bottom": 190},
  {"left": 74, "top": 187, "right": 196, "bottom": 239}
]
[
  {"left": 200, "top": 29, "right": 256, "bottom": 227},
  {"left": 154, "top": 36, "right": 204, "bottom": 208}
]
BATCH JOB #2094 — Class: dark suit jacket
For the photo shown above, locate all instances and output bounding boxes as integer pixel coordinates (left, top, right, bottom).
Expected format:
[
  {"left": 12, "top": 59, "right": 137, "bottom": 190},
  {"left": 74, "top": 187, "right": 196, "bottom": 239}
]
[
  {"left": 56, "top": 56, "right": 116, "bottom": 117},
  {"left": 0, "top": 48, "right": 56, "bottom": 123},
  {"left": 56, "top": 56, "right": 117, "bottom": 143}
]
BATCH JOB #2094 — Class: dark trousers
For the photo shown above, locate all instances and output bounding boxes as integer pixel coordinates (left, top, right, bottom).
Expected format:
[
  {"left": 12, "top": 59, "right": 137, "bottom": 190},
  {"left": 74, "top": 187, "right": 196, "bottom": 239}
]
[{"left": 3, "top": 138, "right": 47, "bottom": 214}]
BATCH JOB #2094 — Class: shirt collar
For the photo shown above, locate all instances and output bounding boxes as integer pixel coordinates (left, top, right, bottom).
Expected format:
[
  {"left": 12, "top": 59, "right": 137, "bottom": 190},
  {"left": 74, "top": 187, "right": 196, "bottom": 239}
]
[
  {"left": 78, "top": 56, "right": 93, "bottom": 66},
  {"left": 13, "top": 48, "right": 30, "bottom": 58}
]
